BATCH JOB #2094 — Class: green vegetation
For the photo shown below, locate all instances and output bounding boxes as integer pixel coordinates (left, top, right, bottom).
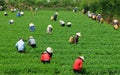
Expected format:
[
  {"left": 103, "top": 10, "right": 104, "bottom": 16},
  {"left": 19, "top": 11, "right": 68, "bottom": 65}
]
[
  {"left": 0, "top": 0, "right": 119, "bottom": 24},
  {"left": 0, "top": 10, "right": 120, "bottom": 75},
  {"left": 80, "top": 0, "right": 120, "bottom": 23},
  {"left": 1, "top": 0, "right": 81, "bottom": 10}
]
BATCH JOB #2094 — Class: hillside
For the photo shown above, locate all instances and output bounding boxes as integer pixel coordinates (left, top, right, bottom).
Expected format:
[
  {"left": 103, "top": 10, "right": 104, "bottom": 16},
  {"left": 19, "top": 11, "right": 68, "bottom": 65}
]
[{"left": 0, "top": 10, "right": 120, "bottom": 75}]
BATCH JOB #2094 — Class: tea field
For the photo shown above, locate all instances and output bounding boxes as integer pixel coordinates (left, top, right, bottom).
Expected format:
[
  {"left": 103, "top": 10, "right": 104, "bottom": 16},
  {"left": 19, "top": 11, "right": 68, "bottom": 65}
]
[{"left": 0, "top": 10, "right": 120, "bottom": 75}]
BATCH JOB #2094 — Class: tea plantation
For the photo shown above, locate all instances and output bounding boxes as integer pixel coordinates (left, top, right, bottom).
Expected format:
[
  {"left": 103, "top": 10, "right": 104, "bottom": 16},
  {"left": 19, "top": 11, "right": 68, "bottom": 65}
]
[{"left": 0, "top": 10, "right": 120, "bottom": 75}]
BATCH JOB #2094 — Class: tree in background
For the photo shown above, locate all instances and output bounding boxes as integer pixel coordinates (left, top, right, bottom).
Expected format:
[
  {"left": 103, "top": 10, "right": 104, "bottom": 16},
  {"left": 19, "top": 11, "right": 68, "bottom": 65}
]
[{"left": 80, "top": 0, "right": 120, "bottom": 23}]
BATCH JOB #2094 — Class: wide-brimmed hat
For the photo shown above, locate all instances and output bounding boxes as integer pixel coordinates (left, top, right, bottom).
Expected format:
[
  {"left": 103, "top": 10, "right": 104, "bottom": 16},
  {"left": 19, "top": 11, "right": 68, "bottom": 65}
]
[
  {"left": 10, "top": 19, "right": 14, "bottom": 22},
  {"left": 79, "top": 56, "right": 84, "bottom": 61},
  {"left": 98, "top": 14, "right": 101, "bottom": 15},
  {"left": 4, "top": 12, "right": 7, "bottom": 14},
  {"left": 114, "top": 19, "right": 118, "bottom": 23},
  {"left": 48, "top": 24, "right": 52, "bottom": 28},
  {"left": 29, "top": 23, "right": 34, "bottom": 26},
  {"left": 76, "top": 32, "right": 81, "bottom": 36},
  {"left": 55, "top": 12, "right": 58, "bottom": 15},
  {"left": 29, "top": 36, "right": 33, "bottom": 39},
  {"left": 67, "top": 22, "right": 71, "bottom": 25},
  {"left": 46, "top": 47, "right": 53, "bottom": 53}
]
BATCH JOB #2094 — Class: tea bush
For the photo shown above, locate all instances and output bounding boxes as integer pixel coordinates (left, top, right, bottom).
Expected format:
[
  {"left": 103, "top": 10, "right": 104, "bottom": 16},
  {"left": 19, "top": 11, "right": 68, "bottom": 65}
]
[{"left": 0, "top": 10, "right": 120, "bottom": 75}]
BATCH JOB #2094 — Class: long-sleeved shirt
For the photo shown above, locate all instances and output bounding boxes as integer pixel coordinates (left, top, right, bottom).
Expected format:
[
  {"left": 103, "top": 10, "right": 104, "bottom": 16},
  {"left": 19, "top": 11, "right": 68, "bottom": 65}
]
[
  {"left": 73, "top": 58, "right": 83, "bottom": 71},
  {"left": 40, "top": 53, "right": 51, "bottom": 62},
  {"left": 28, "top": 38, "right": 36, "bottom": 45},
  {"left": 15, "top": 39, "right": 25, "bottom": 51}
]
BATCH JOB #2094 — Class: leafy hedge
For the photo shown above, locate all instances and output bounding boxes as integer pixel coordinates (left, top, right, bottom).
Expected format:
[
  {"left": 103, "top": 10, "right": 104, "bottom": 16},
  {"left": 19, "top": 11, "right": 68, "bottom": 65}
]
[
  {"left": 1, "top": 0, "right": 120, "bottom": 22},
  {"left": 1, "top": 0, "right": 81, "bottom": 10},
  {"left": 80, "top": 0, "right": 120, "bottom": 23}
]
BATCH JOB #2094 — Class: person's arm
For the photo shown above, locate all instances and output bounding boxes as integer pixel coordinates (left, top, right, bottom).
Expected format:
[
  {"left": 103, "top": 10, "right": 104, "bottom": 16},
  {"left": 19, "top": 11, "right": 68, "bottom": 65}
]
[{"left": 78, "top": 62, "right": 83, "bottom": 70}]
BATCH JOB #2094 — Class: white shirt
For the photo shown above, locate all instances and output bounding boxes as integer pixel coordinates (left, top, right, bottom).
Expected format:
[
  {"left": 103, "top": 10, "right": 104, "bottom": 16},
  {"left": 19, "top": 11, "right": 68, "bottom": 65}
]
[
  {"left": 15, "top": 39, "right": 25, "bottom": 51},
  {"left": 28, "top": 39, "right": 36, "bottom": 45},
  {"left": 60, "top": 20, "right": 65, "bottom": 24}
]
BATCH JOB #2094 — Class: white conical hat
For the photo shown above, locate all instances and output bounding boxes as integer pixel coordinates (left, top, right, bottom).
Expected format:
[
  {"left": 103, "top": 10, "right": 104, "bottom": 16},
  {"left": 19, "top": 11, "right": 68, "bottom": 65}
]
[
  {"left": 46, "top": 47, "right": 53, "bottom": 53},
  {"left": 59, "top": 20, "right": 64, "bottom": 24},
  {"left": 4, "top": 12, "right": 7, "bottom": 14},
  {"left": 48, "top": 24, "right": 52, "bottom": 28},
  {"left": 67, "top": 22, "right": 71, "bottom": 25},
  {"left": 55, "top": 12, "right": 58, "bottom": 14},
  {"left": 76, "top": 32, "right": 81, "bottom": 36},
  {"left": 29, "top": 23, "right": 34, "bottom": 26},
  {"left": 10, "top": 19, "right": 14, "bottom": 22},
  {"left": 79, "top": 56, "right": 84, "bottom": 61},
  {"left": 20, "top": 11, "right": 24, "bottom": 15},
  {"left": 75, "top": 7, "right": 78, "bottom": 8},
  {"left": 29, "top": 36, "right": 33, "bottom": 39},
  {"left": 114, "top": 19, "right": 118, "bottom": 23}
]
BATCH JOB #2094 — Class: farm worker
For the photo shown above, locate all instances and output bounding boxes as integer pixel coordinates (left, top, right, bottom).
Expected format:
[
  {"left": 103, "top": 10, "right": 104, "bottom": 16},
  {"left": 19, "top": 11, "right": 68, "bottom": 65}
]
[
  {"left": 40, "top": 51, "right": 51, "bottom": 64},
  {"left": 4, "top": 12, "right": 8, "bottom": 16},
  {"left": 113, "top": 19, "right": 119, "bottom": 29},
  {"left": 87, "top": 11, "right": 92, "bottom": 18},
  {"left": 45, "top": 47, "right": 53, "bottom": 57},
  {"left": 67, "top": 22, "right": 71, "bottom": 27},
  {"left": 73, "top": 56, "right": 84, "bottom": 74},
  {"left": 113, "top": 19, "right": 119, "bottom": 25},
  {"left": 100, "top": 17, "right": 104, "bottom": 24},
  {"left": 50, "top": 16, "right": 54, "bottom": 21},
  {"left": 97, "top": 14, "right": 103, "bottom": 23},
  {"left": 74, "top": 32, "right": 81, "bottom": 44},
  {"left": 15, "top": 38, "right": 25, "bottom": 53},
  {"left": 47, "top": 24, "right": 53, "bottom": 34},
  {"left": 59, "top": 20, "right": 65, "bottom": 26},
  {"left": 14, "top": 8, "right": 17, "bottom": 12},
  {"left": 73, "top": 7, "right": 78, "bottom": 12},
  {"left": 35, "top": 8, "right": 38, "bottom": 13},
  {"left": 16, "top": 11, "right": 21, "bottom": 17},
  {"left": 69, "top": 36, "right": 74, "bottom": 44},
  {"left": 29, "top": 23, "right": 35, "bottom": 31},
  {"left": 81, "top": 9, "right": 86, "bottom": 14},
  {"left": 9, "top": 19, "right": 14, "bottom": 24},
  {"left": 92, "top": 13, "right": 96, "bottom": 20},
  {"left": 11, "top": 8, "right": 14, "bottom": 13},
  {"left": 20, "top": 11, "right": 24, "bottom": 16},
  {"left": 53, "top": 12, "right": 58, "bottom": 21},
  {"left": 28, "top": 36, "right": 36, "bottom": 48},
  {"left": 87, "top": 11, "right": 90, "bottom": 14}
]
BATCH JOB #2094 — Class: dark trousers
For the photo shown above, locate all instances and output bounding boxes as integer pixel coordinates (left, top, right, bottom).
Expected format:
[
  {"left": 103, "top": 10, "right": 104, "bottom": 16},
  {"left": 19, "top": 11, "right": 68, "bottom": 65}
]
[
  {"left": 42, "top": 61, "right": 50, "bottom": 64},
  {"left": 73, "top": 69, "right": 81, "bottom": 74},
  {"left": 4, "top": 14, "right": 8, "bottom": 16},
  {"left": 61, "top": 24, "right": 65, "bottom": 26},
  {"left": 30, "top": 44, "right": 36, "bottom": 48},
  {"left": 18, "top": 50, "right": 25, "bottom": 53}
]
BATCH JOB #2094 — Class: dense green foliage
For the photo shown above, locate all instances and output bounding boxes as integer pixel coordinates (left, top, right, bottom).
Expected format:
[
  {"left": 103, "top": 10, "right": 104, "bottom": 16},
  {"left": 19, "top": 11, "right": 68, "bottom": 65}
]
[
  {"left": 0, "top": 10, "right": 120, "bottom": 75},
  {"left": 1, "top": 0, "right": 81, "bottom": 10},
  {"left": 80, "top": 0, "right": 120, "bottom": 22},
  {"left": 0, "top": 0, "right": 119, "bottom": 23}
]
